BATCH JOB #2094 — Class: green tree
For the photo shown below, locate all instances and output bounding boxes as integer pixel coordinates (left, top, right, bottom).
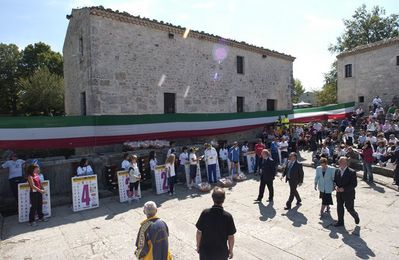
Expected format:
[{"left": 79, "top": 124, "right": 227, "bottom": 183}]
[
  {"left": 329, "top": 4, "right": 399, "bottom": 53},
  {"left": 19, "top": 67, "right": 64, "bottom": 115},
  {"left": 314, "top": 84, "right": 337, "bottom": 106},
  {"left": 19, "top": 42, "right": 63, "bottom": 78},
  {"left": 322, "top": 4, "right": 399, "bottom": 105},
  {"left": 0, "top": 43, "right": 22, "bottom": 115},
  {"left": 292, "top": 79, "right": 305, "bottom": 103}
]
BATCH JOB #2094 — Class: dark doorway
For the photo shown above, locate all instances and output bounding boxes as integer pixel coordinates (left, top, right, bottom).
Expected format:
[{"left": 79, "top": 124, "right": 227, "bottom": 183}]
[{"left": 164, "top": 93, "right": 176, "bottom": 114}]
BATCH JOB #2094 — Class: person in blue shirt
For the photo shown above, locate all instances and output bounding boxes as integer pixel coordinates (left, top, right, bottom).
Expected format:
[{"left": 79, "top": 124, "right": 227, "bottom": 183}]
[
  {"left": 270, "top": 137, "right": 280, "bottom": 165},
  {"left": 228, "top": 141, "right": 240, "bottom": 177}
]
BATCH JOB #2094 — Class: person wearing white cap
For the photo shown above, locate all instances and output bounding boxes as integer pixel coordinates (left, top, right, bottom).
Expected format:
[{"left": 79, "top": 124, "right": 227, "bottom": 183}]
[{"left": 135, "top": 201, "right": 172, "bottom": 260}]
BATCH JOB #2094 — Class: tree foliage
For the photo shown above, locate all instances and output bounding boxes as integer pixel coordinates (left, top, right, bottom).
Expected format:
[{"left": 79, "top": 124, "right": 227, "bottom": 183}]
[
  {"left": 292, "top": 79, "right": 305, "bottom": 103},
  {"left": 19, "top": 42, "right": 63, "bottom": 78},
  {"left": 319, "top": 5, "right": 399, "bottom": 106},
  {"left": 329, "top": 4, "right": 399, "bottom": 53},
  {"left": 0, "top": 42, "right": 63, "bottom": 115},
  {"left": 0, "top": 43, "right": 22, "bottom": 115},
  {"left": 19, "top": 67, "right": 64, "bottom": 115}
]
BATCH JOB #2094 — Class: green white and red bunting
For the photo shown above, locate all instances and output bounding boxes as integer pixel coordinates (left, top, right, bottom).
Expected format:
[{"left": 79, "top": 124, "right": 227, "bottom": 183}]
[{"left": 0, "top": 103, "right": 354, "bottom": 149}]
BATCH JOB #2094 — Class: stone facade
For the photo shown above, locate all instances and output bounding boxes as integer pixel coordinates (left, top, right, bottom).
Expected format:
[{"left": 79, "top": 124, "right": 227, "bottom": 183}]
[
  {"left": 63, "top": 7, "right": 295, "bottom": 115},
  {"left": 337, "top": 37, "right": 399, "bottom": 109}
]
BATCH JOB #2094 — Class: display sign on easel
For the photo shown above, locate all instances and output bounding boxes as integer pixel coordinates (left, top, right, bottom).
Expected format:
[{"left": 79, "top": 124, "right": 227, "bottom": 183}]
[
  {"left": 154, "top": 165, "right": 169, "bottom": 194},
  {"left": 18, "top": 181, "right": 51, "bottom": 223},
  {"left": 71, "top": 175, "right": 99, "bottom": 212},
  {"left": 117, "top": 170, "right": 141, "bottom": 202},
  {"left": 246, "top": 151, "right": 256, "bottom": 174}
]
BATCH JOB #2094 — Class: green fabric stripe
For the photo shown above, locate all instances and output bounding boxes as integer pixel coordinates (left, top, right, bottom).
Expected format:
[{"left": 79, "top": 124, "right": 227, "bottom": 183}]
[
  {"left": 293, "top": 102, "right": 355, "bottom": 113},
  {"left": 0, "top": 102, "right": 354, "bottom": 129}
]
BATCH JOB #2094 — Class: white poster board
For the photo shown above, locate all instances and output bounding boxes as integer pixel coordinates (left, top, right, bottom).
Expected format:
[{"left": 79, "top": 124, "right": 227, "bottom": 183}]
[
  {"left": 195, "top": 164, "right": 202, "bottom": 184},
  {"left": 154, "top": 165, "right": 169, "bottom": 194},
  {"left": 18, "top": 181, "right": 51, "bottom": 223},
  {"left": 117, "top": 170, "right": 141, "bottom": 202},
  {"left": 246, "top": 151, "right": 256, "bottom": 174},
  {"left": 71, "top": 175, "right": 99, "bottom": 212}
]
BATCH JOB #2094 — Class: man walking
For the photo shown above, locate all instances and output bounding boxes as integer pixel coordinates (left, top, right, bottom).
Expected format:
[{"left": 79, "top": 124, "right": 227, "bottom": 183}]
[
  {"left": 254, "top": 139, "right": 265, "bottom": 175},
  {"left": 135, "top": 201, "right": 172, "bottom": 260},
  {"left": 333, "top": 157, "right": 360, "bottom": 227},
  {"left": 196, "top": 187, "right": 236, "bottom": 260},
  {"left": 255, "top": 149, "right": 277, "bottom": 202},
  {"left": 281, "top": 152, "right": 304, "bottom": 210}
]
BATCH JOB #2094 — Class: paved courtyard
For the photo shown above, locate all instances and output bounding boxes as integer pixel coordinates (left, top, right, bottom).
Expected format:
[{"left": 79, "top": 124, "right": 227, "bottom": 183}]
[{"left": 1, "top": 166, "right": 399, "bottom": 260}]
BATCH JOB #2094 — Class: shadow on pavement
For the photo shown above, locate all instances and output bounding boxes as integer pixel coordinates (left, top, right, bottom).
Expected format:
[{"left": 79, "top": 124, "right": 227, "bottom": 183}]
[
  {"left": 361, "top": 182, "right": 385, "bottom": 193},
  {"left": 281, "top": 204, "right": 308, "bottom": 227},
  {"left": 257, "top": 201, "right": 276, "bottom": 221},
  {"left": 320, "top": 218, "right": 376, "bottom": 259}
]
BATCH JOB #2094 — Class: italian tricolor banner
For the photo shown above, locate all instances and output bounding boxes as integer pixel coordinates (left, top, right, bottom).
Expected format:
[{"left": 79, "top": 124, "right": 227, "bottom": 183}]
[{"left": 0, "top": 102, "right": 354, "bottom": 149}]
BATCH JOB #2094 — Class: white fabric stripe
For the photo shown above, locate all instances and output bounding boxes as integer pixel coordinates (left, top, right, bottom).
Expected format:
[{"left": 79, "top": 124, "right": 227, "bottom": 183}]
[{"left": 0, "top": 108, "right": 350, "bottom": 141}]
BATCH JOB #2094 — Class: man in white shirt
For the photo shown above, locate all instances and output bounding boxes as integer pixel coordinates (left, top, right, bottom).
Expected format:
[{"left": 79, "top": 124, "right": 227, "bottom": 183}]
[
  {"left": 372, "top": 96, "right": 382, "bottom": 112},
  {"left": 219, "top": 144, "right": 229, "bottom": 175},
  {"left": 345, "top": 124, "right": 355, "bottom": 145},
  {"left": 204, "top": 143, "right": 218, "bottom": 183},
  {"left": 121, "top": 153, "right": 131, "bottom": 170},
  {"left": 2, "top": 153, "right": 26, "bottom": 200},
  {"left": 313, "top": 122, "right": 323, "bottom": 144}
]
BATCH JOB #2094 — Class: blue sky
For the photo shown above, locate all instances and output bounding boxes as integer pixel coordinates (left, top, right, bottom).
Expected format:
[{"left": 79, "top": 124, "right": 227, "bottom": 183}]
[{"left": 1, "top": 0, "right": 398, "bottom": 91}]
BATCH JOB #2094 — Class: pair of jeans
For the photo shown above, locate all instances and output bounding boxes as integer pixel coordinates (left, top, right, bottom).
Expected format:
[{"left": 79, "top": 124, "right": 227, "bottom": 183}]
[
  {"left": 254, "top": 154, "right": 262, "bottom": 173},
  {"left": 207, "top": 164, "right": 217, "bottom": 183},
  {"left": 9, "top": 177, "right": 26, "bottom": 200},
  {"left": 168, "top": 176, "right": 176, "bottom": 193},
  {"left": 29, "top": 192, "right": 44, "bottom": 223},
  {"left": 362, "top": 162, "right": 373, "bottom": 182}
]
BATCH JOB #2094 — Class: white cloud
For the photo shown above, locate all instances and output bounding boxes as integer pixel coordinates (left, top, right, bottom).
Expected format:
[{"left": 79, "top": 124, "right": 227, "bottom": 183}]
[{"left": 192, "top": 1, "right": 216, "bottom": 9}]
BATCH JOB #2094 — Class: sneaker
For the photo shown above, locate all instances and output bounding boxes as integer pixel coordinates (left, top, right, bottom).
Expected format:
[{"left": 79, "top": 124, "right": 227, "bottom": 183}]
[
  {"left": 188, "top": 187, "right": 192, "bottom": 190},
  {"left": 38, "top": 218, "right": 49, "bottom": 222},
  {"left": 29, "top": 221, "right": 38, "bottom": 227},
  {"left": 169, "top": 192, "right": 172, "bottom": 196}
]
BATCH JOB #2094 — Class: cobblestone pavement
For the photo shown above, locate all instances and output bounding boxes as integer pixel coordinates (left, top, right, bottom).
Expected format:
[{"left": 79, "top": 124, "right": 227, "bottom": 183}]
[{"left": 1, "top": 166, "right": 399, "bottom": 260}]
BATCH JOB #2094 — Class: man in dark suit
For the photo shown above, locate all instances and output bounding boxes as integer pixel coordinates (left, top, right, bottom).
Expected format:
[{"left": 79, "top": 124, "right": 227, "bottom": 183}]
[
  {"left": 255, "top": 149, "right": 277, "bottom": 202},
  {"left": 334, "top": 157, "right": 360, "bottom": 227},
  {"left": 281, "top": 152, "right": 304, "bottom": 210}
]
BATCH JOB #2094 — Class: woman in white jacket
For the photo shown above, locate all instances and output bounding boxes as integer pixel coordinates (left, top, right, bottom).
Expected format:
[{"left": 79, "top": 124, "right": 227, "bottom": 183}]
[{"left": 314, "top": 158, "right": 335, "bottom": 217}]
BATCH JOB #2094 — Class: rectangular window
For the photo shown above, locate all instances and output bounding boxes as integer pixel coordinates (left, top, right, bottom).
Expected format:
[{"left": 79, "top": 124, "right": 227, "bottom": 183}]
[
  {"left": 358, "top": 96, "right": 364, "bottom": 103},
  {"left": 345, "top": 64, "right": 352, "bottom": 78},
  {"left": 237, "top": 56, "right": 244, "bottom": 74},
  {"left": 164, "top": 93, "right": 176, "bottom": 114},
  {"left": 80, "top": 91, "right": 86, "bottom": 116},
  {"left": 79, "top": 36, "right": 83, "bottom": 56},
  {"left": 396, "top": 56, "right": 399, "bottom": 65},
  {"left": 267, "top": 99, "right": 276, "bottom": 111},
  {"left": 237, "top": 97, "right": 244, "bottom": 113}
]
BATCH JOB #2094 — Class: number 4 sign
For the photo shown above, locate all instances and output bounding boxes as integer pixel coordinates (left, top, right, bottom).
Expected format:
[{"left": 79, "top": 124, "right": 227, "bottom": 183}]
[{"left": 71, "top": 175, "right": 99, "bottom": 212}]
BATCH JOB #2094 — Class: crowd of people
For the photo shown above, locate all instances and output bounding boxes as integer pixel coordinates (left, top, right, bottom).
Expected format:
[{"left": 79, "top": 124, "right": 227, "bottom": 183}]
[{"left": 2, "top": 97, "right": 399, "bottom": 259}]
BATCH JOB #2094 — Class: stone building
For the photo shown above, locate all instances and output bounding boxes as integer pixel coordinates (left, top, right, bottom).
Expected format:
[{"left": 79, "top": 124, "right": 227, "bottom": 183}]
[
  {"left": 337, "top": 37, "right": 399, "bottom": 109},
  {"left": 63, "top": 6, "right": 295, "bottom": 116}
]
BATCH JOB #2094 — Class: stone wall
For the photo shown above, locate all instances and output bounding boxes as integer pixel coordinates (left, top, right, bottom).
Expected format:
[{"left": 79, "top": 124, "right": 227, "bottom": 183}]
[
  {"left": 64, "top": 8, "right": 294, "bottom": 115},
  {"left": 337, "top": 43, "right": 399, "bottom": 109}
]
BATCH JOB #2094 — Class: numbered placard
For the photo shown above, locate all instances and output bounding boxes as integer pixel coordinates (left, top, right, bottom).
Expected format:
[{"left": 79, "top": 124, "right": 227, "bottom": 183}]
[
  {"left": 117, "top": 170, "right": 141, "bottom": 203},
  {"left": 246, "top": 151, "right": 256, "bottom": 174},
  {"left": 18, "top": 181, "right": 51, "bottom": 223},
  {"left": 154, "top": 165, "right": 169, "bottom": 194},
  {"left": 71, "top": 175, "right": 99, "bottom": 212}
]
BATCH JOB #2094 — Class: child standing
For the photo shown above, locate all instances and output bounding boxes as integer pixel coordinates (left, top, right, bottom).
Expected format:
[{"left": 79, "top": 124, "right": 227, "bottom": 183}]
[
  {"left": 165, "top": 154, "right": 176, "bottom": 195},
  {"left": 128, "top": 155, "right": 141, "bottom": 200},
  {"left": 26, "top": 165, "right": 48, "bottom": 226}
]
